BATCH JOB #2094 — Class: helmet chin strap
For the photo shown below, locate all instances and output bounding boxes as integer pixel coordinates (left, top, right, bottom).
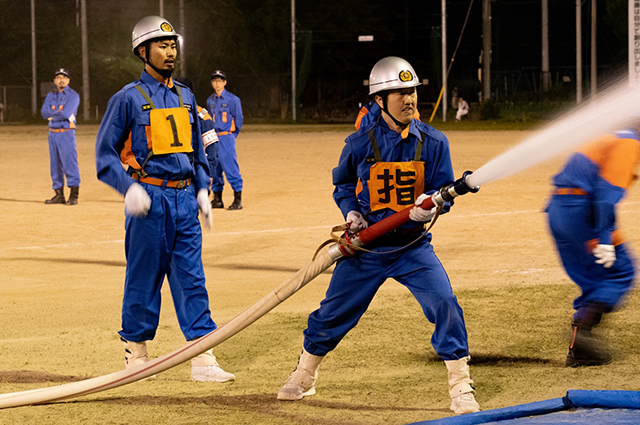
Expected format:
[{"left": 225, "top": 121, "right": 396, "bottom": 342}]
[
  {"left": 138, "top": 41, "right": 175, "bottom": 79},
  {"left": 380, "top": 93, "right": 408, "bottom": 129}
]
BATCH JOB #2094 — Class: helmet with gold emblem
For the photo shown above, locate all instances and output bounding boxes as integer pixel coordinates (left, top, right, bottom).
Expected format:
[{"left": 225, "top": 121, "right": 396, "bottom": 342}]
[
  {"left": 132, "top": 15, "right": 180, "bottom": 54},
  {"left": 369, "top": 56, "right": 421, "bottom": 95}
]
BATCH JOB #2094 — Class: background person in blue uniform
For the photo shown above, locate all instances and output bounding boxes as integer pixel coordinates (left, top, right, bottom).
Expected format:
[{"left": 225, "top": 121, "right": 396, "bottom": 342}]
[
  {"left": 277, "top": 57, "right": 480, "bottom": 415},
  {"left": 40, "top": 68, "right": 81, "bottom": 205},
  {"left": 174, "top": 77, "right": 220, "bottom": 187},
  {"left": 95, "top": 16, "right": 234, "bottom": 383},
  {"left": 206, "top": 70, "right": 244, "bottom": 210},
  {"left": 546, "top": 130, "right": 639, "bottom": 367}
]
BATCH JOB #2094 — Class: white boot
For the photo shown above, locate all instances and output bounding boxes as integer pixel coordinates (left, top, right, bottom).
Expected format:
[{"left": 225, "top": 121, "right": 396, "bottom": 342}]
[
  {"left": 445, "top": 355, "right": 480, "bottom": 414},
  {"left": 277, "top": 348, "right": 324, "bottom": 401},
  {"left": 191, "top": 349, "right": 235, "bottom": 382},
  {"left": 122, "top": 337, "right": 150, "bottom": 368},
  {"left": 122, "top": 337, "right": 156, "bottom": 379}
]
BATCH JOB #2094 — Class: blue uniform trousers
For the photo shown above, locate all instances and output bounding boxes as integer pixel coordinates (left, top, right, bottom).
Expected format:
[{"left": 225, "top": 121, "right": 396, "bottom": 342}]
[
  {"left": 205, "top": 142, "right": 219, "bottom": 181},
  {"left": 120, "top": 183, "right": 217, "bottom": 342},
  {"left": 48, "top": 130, "right": 80, "bottom": 189},
  {"left": 303, "top": 236, "right": 469, "bottom": 360},
  {"left": 547, "top": 195, "right": 635, "bottom": 310},
  {"left": 211, "top": 133, "right": 243, "bottom": 192}
]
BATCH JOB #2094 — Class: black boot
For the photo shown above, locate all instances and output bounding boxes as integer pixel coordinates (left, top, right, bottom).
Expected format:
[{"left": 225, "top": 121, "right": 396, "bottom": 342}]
[
  {"left": 66, "top": 186, "right": 79, "bottom": 205},
  {"left": 211, "top": 191, "right": 224, "bottom": 209},
  {"left": 565, "top": 321, "right": 612, "bottom": 367},
  {"left": 228, "top": 191, "right": 243, "bottom": 210},
  {"left": 45, "top": 188, "right": 65, "bottom": 205}
]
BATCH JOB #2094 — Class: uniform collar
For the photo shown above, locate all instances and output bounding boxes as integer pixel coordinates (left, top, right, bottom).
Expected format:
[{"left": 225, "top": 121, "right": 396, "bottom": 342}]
[
  {"left": 378, "top": 116, "right": 421, "bottom": 141},
  {"left": 406, "top": 119, "right": 422, "bottom": 140},
  {"left": 214, "top": 89, "right": 227, "bottom": 99},
  {"left": 140, "top": 70, "right": 174, "bottom": 97}
]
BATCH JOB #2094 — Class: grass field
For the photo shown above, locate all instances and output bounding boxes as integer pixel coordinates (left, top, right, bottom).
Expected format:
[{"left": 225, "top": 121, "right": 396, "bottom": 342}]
[{"left": 1, "top": 123, "right": 639, "bottom": 424}]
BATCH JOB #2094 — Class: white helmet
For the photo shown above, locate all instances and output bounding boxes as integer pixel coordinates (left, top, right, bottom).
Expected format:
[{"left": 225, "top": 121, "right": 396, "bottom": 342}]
[
  {"left": 369, "top": 56, "right": 421, "bottom": 95},
  {"left": 132, "top": 15, "right": 180, "bottom": 52}
]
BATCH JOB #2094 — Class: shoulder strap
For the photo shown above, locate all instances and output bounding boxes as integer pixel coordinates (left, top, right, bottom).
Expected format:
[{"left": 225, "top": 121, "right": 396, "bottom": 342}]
[
  {"left": 135, "top": 83, "right": 185, "bottom": 108},
  {"left": 131, "top": 85, "right": 156, "bottom": 177},
  {"left": 415, "top": 131, "right": 425, "bottom": 161},
  {"left": 174, "top": 84, "right": 184, "bottom": 107},
  {"left": 367, "top": 129, "right": 382, "bottom": 162},
  {"left": 369, "top": 129, "right": 424, "bottom": 162},
  {"left": 134, "top": 85, "right": 155, "bottom": 109}
]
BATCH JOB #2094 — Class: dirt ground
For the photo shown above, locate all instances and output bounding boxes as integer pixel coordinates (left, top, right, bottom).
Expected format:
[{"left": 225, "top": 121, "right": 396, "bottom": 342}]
[{"left": 1, "top": 124, "right": 640, "bottom": 424}]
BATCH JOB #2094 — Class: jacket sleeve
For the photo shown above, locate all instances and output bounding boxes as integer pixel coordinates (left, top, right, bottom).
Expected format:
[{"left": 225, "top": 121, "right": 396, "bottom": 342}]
[
  {"left": 205, "top": 96, "right": 214, "bottom": 118},
  {"left": 424, "top": 136, "right": 455, "bottom": 192},
  {"left": 421, "top": 131, "right": 455, "bottom": 214},
  {"left": 41, "top": 93, "right": 54, "bottom": 120},
  {"left": 594, "top": 181, "right": 624, "bottom": 245},
  {"left": 95, "top": 91, "right": 135, "bottom": 196},
  {"left": 593, "top": 138, "right": 639, "bottom": 244},
  {"left": 190, "top": 102, "right": 211, "bottom": 193},
  {"left": 231, "top": 95, "right": 243, "bottom": 137},
  {"left": 332, "top": 139, "right": 362, "bottom": 218}
]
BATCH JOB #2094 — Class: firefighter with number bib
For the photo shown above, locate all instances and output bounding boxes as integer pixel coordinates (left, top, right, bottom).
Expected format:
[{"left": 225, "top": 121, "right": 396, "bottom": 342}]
[
  {"left": 95, "top": 16, "right": 234, "bottom": 383},
  {"left": 277, "top": 57, "right": 480, "bottom": 415}
]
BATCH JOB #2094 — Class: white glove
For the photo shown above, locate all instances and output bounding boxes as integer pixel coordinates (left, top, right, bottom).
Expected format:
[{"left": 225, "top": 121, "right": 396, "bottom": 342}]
[
  {"left": 197, "top": 189, "right": 213, "bottom": 229},
  {"left": 124, "top": 183, "right": 151, "bottom": 217},
  {"left": 346, "top": 210, "right": 368, "bottom": 233},
  {"left": 409, "top": 193, "right": 437, "bottom": 222},
  {"left": 593, "top": 244, "right": 615, "bottom": 268}
]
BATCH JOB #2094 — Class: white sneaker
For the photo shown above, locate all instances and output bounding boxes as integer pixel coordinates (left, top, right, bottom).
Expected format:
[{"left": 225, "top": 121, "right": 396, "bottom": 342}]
[
  {"left": 277, "top": 369, "right": 317, "bottom": 401},
  {"left": 190, "top": 349, "right": 235, "bottom": 382},
  {"left": 191, "top": 363, "right": 236, "bottom": 382},
  {"left": 450, "top": 391, "right": 480, "bottom": 414}
]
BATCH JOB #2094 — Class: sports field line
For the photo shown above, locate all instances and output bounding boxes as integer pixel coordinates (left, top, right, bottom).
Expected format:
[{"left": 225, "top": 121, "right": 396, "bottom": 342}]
[
  {"left": 6, "top": 203, "right": 639, "bottom": 252},
  {"left": 3, "top": 211, "right": 534, "bottom": 252}
]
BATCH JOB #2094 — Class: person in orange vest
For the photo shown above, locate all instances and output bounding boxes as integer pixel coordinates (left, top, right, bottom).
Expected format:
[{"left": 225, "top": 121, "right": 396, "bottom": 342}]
[
  {"left": 277, "top": 57, "right": 479, "bottom": 415},
  {"left": 95, "top": 16, "right": 234, "bottom": 383},
  {"left": 546, "top": 129, "right": 639, "bottom": 367}
]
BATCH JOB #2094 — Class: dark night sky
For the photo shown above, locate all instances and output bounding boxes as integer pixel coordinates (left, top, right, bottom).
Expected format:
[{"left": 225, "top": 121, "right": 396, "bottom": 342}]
[{"left": 0, "top": 0, "right": 629, "bottom": 120}]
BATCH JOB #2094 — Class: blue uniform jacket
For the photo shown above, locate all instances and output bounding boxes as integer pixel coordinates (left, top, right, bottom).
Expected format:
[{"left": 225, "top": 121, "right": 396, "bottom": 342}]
[
  {"left": 552, "top": 130, "right": 640, "bottom": 245},
  {"left": 40, "top": 87, "right": 80, "bottom": 130},
  {"left": 95, "top": 71, "right": 210, "bottom": 196},
  {"left": 333, "top": 116, "right": 454, "bottom": 230},
  {"left": 206, "top": 89, "right": 243, "bottom": 137},
  {"left": 197, "top": 105, "right": 216, "bottom": 135}
]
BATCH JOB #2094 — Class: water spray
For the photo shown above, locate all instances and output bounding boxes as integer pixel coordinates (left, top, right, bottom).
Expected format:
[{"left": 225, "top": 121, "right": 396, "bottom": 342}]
[{"left": 3, "top": 76, "right": 640, "bottom": 409}]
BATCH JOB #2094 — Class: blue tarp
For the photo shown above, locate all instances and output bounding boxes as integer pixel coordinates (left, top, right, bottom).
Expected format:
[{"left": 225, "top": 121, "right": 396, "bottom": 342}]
[{"left": 409, "top": 390, "right": 640, "bottom": 425}]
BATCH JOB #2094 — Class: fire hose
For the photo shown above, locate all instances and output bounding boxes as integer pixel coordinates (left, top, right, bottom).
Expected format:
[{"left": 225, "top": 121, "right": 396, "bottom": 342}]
[{"left": 0, "top": 172, "right": 479, "bottom": 409}]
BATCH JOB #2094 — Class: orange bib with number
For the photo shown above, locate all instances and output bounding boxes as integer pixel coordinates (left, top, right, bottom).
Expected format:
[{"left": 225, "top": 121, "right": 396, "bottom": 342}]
[
  {"left": 148, "top": 107, "right": 193, "bottom": 155},
  {"left": 368, "top": 161, "right": 424, "bottom": 212}
]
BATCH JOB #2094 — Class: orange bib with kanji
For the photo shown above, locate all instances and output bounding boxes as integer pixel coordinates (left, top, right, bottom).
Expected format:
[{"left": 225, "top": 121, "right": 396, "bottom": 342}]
[
  {"left": 149, "top": 107, "right": 193, "bottom": 155},
  {"left": 366, "top": 128, "right": 425, "bottom": 212},
  {"left": 368, "top": 161, "right": 425, "bottom": 212}
]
